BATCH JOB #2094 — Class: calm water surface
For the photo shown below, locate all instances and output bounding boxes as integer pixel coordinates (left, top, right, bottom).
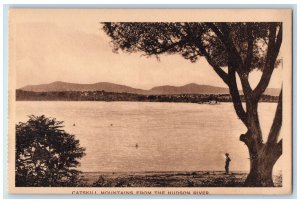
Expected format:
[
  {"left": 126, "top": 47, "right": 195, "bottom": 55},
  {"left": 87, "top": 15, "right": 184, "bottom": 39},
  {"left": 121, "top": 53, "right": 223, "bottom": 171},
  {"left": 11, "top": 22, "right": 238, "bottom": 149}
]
[{"left": 16, "top": 101, "right": 282, "bottom": 172}]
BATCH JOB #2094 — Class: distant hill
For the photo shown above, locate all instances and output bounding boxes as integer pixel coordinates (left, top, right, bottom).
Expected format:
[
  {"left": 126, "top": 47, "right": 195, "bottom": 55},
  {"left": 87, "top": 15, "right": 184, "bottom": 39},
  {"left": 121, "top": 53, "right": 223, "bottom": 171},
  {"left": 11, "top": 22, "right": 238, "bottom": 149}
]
[
  {"left": 19, "top": 81, "right": 280, "bottom": 96},
  {"left": 148, "top": 83, "right": 229, "bottom": 95},
  {"left": 20, "top": 81, "right": 147, "bottom": 95}
]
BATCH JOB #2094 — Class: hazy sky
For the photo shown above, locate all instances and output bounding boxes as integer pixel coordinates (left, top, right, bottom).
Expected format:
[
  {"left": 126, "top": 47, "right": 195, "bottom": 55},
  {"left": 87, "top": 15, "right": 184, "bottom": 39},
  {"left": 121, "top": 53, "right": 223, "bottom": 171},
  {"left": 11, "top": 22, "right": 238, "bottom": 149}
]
[{"left": 11, "top": 9, "right": 282, "bottom": 89}]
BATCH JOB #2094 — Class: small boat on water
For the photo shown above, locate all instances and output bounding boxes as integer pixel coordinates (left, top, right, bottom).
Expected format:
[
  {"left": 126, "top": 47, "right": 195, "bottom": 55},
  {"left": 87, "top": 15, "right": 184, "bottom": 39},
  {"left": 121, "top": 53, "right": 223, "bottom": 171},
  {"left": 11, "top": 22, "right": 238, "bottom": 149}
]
[
  {"left": 198, "top": 100, "right": 221, "bottom": 105},
  {"left": 209, "top": 100, "right": 220, "bottom": 105}
]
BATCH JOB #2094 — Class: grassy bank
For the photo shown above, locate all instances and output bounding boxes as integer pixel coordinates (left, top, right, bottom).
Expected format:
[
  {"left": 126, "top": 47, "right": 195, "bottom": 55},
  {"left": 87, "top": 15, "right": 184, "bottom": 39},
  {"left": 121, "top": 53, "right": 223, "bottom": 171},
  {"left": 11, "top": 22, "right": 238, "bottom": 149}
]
[{"left": 80, "top": 171, "right": 282, "bottom": 187}]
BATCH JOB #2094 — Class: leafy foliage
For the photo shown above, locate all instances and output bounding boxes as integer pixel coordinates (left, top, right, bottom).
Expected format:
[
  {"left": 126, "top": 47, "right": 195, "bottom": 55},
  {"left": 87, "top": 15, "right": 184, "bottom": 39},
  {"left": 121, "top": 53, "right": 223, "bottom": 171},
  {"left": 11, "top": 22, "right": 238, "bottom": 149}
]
[
  {"left": 103, "top": 22, "right": 281, "bottom": 73},
  {"left": 16, "top": 115, "right": 86, "bottom": 187}
]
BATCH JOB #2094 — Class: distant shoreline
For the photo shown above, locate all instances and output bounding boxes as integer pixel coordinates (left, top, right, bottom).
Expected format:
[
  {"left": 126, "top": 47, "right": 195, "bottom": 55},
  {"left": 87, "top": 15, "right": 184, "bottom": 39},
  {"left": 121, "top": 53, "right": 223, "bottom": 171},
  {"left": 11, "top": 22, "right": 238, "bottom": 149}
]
[{"left": 16, "top": 90, "right": 279, "bottom": 103}]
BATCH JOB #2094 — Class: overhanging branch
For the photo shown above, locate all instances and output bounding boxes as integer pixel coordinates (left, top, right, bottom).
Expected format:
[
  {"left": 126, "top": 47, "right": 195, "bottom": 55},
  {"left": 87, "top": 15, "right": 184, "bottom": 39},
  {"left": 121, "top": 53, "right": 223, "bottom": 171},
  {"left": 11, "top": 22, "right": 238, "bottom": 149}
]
[
  {"left": 205, "top": 23, "right": 245, "bottom": 69},
  {"left": 253, "top": 23, "right": 282, "bottom": 100},
  {"left": 194, "top": 41, "right": 229, "bottom": 85},
  {"left": 195, "top": 39, "right": 248, "bottom": 125}
]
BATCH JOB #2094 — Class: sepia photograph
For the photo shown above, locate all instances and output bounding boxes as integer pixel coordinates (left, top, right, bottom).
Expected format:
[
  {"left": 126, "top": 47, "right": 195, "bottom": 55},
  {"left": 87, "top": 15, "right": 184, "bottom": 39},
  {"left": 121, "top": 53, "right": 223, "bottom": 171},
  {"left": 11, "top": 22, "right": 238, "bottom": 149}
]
[{"left": 7, "top": 8, "right": 293, "bottom": 195}]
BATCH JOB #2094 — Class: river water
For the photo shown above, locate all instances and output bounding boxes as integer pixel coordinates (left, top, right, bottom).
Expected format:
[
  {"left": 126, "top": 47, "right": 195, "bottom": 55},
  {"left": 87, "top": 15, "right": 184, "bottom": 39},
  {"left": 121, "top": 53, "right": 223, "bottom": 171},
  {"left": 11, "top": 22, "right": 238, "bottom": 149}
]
[{"left": 16, "top": 101, "right": 282, "bottom": 173}]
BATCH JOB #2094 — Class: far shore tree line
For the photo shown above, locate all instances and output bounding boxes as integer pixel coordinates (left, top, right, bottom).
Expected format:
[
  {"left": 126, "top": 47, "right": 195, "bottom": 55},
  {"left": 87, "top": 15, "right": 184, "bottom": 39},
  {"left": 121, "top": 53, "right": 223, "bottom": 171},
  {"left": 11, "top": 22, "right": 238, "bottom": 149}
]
[{"left": 16, "top": 89, "right": 279, "bottom": 103}]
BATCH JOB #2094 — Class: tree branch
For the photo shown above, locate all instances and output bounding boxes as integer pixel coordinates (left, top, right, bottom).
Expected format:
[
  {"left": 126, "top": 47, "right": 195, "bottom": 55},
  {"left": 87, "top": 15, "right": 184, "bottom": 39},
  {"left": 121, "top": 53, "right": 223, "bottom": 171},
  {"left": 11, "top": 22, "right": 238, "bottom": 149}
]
[
  {"left": 205, "top": 23, "right": 245, "bottom": 69},
  {"left": 227, "top": 67, "right": 248, "bottom": 125},
  {"left": 265, "top": 138, "right": 282, "bottom": 165},
  {"left": 205, "top": 23, "right": 227, "bottom": 43},
  {"left": 237, "top": 69, "right": 253, "bottom": 99},
  {"left": 266, "top": 88, "right": 282, "bottom": 145},
  {"left": 253, "top": 23, "right": 282, "bottom": 101},
  {"left": 194, "top": 31, "right": 248, "bottom": 125},
  {"left": 275, "top": 139, "right": 283, "bottom": 159},
  {"left": 273, "top": 23, "right": 283, "bottom": 60},
  {"left": 194, "top": 41, "right": 229, "bottom": 85},
  {"left": 188, "top": 24, "right": 249, "bottom": 125},
  {"left": 185, "top": 22, "right": 233, "bottom": 98}
]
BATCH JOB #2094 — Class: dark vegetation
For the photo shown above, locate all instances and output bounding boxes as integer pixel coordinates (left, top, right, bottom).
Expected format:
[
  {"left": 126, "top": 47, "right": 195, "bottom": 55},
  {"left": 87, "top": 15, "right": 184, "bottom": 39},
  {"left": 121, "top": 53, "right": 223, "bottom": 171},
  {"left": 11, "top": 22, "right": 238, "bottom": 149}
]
[
  {"left": 16, "top": 90, "right": 279, "bottom": 103},
  {"left": 16, "top": 115, "right": 86, "bottom": 187}
]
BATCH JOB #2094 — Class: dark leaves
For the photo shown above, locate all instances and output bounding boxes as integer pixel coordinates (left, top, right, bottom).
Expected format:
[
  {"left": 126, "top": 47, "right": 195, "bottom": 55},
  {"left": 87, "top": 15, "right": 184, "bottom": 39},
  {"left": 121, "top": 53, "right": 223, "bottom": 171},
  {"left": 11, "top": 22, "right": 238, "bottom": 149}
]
[
  {"left": 15, "top": 115, "right": 86, "bottom": 187},
  {"left": 102, "top": 22, "right": 281, "bottom": 72}
]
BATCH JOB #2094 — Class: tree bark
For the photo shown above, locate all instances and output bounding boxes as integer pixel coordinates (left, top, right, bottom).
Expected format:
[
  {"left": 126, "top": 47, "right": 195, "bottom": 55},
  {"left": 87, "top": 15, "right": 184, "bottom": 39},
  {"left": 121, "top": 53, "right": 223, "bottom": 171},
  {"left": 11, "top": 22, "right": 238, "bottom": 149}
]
[
  {"left": 236, "top": 72, "right": 282, "bottom": 186},
  {"left": 240, "top": 93, "right": 282, "bottom": 187},
  {"left": 245, "top": 151, "right": 275, "bottom": 186},
  {"left": 244, "top": 139, "right": 282, "bottom": 186}
]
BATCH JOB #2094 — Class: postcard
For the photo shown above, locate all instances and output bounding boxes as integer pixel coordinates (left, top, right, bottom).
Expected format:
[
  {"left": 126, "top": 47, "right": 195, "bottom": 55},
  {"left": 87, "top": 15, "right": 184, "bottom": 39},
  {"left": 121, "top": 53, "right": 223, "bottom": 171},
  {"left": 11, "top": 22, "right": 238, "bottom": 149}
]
[{"left": 7, "top": 8, "right": 293, "bottom": 195}]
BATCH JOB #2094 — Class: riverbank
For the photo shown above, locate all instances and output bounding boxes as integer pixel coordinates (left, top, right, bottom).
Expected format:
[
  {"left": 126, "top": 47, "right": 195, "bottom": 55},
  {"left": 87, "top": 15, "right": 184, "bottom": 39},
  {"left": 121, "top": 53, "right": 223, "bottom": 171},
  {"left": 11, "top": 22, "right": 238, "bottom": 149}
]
[
  {"left": 80, "top": 171, "right": 282, "bottom": 187},
  {"left": 16, "top": 90, "right": 279, "bottom": 103}
]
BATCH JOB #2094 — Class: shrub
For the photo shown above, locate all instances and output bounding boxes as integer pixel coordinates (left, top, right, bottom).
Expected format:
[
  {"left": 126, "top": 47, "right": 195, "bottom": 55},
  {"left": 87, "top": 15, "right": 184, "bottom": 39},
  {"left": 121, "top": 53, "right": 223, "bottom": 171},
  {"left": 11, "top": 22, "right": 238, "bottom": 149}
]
[{"left": 15, "top": 115, "right": 85, "bottom": 187}]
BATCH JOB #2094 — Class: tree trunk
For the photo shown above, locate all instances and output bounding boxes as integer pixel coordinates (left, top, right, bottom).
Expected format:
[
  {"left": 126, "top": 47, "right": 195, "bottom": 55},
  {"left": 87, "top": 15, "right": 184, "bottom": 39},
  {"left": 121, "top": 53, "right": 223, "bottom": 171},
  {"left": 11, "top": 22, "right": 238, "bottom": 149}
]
[
  {"left": 239, "top": 96, "right": 282, "bottom": 187},
  {"left": 241, "top": 130, "right": 282, "bottom": 187},
  {"left": 245, "top": 148, "right": 275, "bottom": 186},
  {"left": 245, "top": 158, "right": 274, "bottom": 186}
]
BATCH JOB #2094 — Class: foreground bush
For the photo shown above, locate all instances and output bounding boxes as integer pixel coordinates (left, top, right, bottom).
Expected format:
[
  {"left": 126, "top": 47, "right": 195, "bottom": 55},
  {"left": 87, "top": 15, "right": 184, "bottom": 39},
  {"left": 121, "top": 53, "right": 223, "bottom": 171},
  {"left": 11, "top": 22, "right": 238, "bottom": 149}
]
[{"left": 16, "top": 115, "right": 86, "bottom": 187}]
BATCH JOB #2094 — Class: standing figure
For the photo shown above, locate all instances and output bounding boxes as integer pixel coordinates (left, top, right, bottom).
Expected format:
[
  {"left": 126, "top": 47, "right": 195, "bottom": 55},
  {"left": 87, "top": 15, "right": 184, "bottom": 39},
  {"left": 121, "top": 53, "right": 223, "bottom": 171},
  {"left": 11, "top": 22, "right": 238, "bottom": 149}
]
[{"left": 225, "top": 153, "right": 231, "bottom": 175}]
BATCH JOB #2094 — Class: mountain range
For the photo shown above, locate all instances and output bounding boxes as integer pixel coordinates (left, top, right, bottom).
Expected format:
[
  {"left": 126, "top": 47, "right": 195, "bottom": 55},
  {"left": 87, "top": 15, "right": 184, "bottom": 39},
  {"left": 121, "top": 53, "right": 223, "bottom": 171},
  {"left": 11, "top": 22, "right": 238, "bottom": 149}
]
[{"left": 19, "top": 81, "right": 280, "bottom": 96}]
